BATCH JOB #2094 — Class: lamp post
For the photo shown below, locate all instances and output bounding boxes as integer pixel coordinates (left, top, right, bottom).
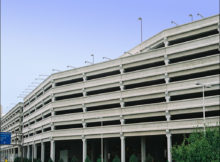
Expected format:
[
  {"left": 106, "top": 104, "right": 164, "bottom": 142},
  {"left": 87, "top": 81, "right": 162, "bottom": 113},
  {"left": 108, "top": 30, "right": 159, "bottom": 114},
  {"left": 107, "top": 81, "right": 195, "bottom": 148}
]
[
  {"left": 101, "top": 118, "right": 103, "bottom": 162},
  {"left": 124, "top": 52, "right": 133, "bottom": 56},
  {"left": 171, "top": 21, "right": 178, "bottom": 26},
  {"left": 91, "top": 54, "right": 94, "bottom": 64},
  {"left": 189, "top": 14, "right": 193, "bottom": 21},
  {"left": 138, "top": 17, "right": 143, "bottom": 43},
  {"left": 67, "top": 65, "right": 75, "bottom": 69},
  {"left": 102, "top": 57, "right": 111, "bottom": 61},
  {"left": 195, "top": 82, "right": 212, "bottom": 135},
  {"left": 197, "top": 13, "right": 204, "bottom": 19}
]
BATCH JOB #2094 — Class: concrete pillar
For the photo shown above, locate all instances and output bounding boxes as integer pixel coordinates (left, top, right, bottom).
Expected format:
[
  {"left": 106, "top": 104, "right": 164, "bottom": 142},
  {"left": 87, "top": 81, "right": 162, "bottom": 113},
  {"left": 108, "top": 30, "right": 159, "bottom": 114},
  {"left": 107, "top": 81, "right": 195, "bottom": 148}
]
[
  {"left": 165, "top": 92, "right": 170, "bottom": 103},
  {"left": 141, "top": 137, "right": 146, "bottom": 162},
  {"left": 120, "top": 99, "right": 124, "bottom": 108},
  {"left": 41, "top": 142, "right": 45, "bottom": 162},
  {"left": 83, "top": 88, "right": 87, "bottom": 97},
  {"left": 32, "top": 144, "right": 34, "bottom": 162},
  {"left": 82, "top": 138, "right": 87, "bottom": 162},
  {"left": 50, "top": 140, "right": 55, "bottom": 161},
  {"left": 166, "top": 131, "right": 172, "bottom": 162},
  {"left": 120, "top": 136, "right": 125, "bottom": 162},
  {"left": 164, "top": 37, "right": 169, "bottom": 47},
  {"left": 34, "top": 143, "right": 37, "bottom": 159},
  {"left": 164, "top": 55, "right": 170, "bottom": 65},
  {"left": 166, "top": 110, "right": 171, "bottom": 121},
  {"left": 120, "top": 81, "right": 124, "bottom": 91},
  {"left": 119, "top": 65, "right": 124, "bottom": 74},
  {"left": 164, "top": 73, "right": 170, "bottom": 84},
  {"left": 83, "top": 73, "right": 87, "bottom": 82},
  {"left": 27, "top": 145, "right": 30, "bottom": 159}
]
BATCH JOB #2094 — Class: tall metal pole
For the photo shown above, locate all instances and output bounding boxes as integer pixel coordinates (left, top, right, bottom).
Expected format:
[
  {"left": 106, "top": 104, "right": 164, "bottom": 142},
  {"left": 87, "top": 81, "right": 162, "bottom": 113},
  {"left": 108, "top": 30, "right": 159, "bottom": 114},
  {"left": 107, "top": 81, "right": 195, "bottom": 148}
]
[
  {"left": 202, "top": 85, "right": 206, "bottom": 135},
  {"left": 101, "top": 118, "right": 103, "bottom": 162},
  {"left": 138, "top": 17, "right": 143, "bottom": 43}
]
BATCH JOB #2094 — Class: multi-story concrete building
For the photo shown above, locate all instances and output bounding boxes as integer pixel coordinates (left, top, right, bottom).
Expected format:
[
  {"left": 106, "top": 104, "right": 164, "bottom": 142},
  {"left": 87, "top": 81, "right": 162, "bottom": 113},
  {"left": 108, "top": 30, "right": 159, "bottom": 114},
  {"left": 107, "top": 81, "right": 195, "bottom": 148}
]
[
  {"left": 0, "top": 103, "right": 23, "bottom": 161},
  {"left": 1, "top": 14, "right": 220, "bottom": 162}
]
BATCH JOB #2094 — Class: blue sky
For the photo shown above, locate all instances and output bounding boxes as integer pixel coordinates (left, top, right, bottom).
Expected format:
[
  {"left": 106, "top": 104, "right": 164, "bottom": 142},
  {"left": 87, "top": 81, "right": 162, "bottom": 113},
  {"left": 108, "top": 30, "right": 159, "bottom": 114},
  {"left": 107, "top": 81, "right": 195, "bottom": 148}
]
[{"left": 1, "top": 0, "right": 219, "bottom": 114}]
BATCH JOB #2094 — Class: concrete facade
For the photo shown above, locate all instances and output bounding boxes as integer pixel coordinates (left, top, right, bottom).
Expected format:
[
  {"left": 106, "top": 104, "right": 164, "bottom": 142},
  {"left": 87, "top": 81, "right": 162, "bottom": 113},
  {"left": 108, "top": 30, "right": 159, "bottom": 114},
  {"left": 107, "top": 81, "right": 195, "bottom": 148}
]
[
  {"left": 0, "top": 103, "right": 23, "bottom": 161},
  {"left": 1, "top": 14, "right": 220, "bottom": 162}
]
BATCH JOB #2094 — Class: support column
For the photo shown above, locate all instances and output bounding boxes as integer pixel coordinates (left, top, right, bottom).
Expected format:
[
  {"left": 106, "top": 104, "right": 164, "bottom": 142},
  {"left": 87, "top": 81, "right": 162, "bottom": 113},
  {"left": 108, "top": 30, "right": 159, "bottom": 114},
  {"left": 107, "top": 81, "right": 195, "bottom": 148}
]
[
  {"left": 141, "top": 137, "right": 146, "bottom": 162},
  {"left": 41, "top": 142, "right": 45, "bottom": 162},
  {"left": 166, "top": 131, "right": 172, "bottom": 162},
  {"left": 82, "top": 138, "right": 87, "bottom": 162},
  {"left": 27, "top": 145, "right": 30, "bottom": 159},
  {"left": 32, "top": 144, "right": 34, "bottom": 162},
  {"left": 50, "top": 140, "right": 55, "bottom": 161},
  {"left": 120, "top": 136, "right": 125, "bottom": 162},
  {"left": 34, "top": 143, "right": 37, "bottom": 159}
]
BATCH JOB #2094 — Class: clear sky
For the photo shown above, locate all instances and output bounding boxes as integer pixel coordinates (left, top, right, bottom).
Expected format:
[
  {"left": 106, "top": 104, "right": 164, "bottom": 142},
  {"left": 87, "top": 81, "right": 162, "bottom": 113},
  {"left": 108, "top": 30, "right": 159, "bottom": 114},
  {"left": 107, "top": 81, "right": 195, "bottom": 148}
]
[{"left": 1, "top": 0, "right": 219, "bottom": 114}]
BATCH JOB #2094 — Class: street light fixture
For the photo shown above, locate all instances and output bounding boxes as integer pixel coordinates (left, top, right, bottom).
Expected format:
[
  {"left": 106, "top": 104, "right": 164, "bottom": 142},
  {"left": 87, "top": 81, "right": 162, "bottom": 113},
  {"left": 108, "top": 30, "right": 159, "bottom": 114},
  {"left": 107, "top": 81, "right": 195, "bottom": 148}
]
[
  {"left": 124, "top": 52, "right": 133, "bottom": 56},
  {"left": 67, "top": 65, "right": 75, "bottom": 69},
  {"left": 102, "top": 57, "right": 111, "bottom": 61},
  {"left": 189, "top": 14, "right": 193, "bottom": 21},
  {"left": 52, "top": 69, "right": 61, "bottom": 72},
  {"left": 171, "top": 20, "right": 178, "bottom": 26},
  {"left": 197, "top": 13, "right": 204, "bottom": 19},
  {"left": 138, "top": 17, "right": 143, "bottom": 43},
  {"left": 195, "top": 82, "right": 212, "bottom": 135},
  {"left": 91, "top": 54, "right": 94, "bottom": 64},
  {"left": 85, "top": 61, "right": 93, "bottom": 65},
  {"left": 39, "top": 74, "right": 49, "bottom": 77}
]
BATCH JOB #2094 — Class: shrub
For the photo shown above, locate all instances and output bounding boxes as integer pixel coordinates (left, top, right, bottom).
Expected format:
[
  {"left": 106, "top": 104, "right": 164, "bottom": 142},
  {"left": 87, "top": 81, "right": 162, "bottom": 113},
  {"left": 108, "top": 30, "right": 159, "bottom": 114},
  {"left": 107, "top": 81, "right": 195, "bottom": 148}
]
[
  {"left": 145, "top": 154, "right": 153, "bottom": 162},
  {"left": 96, "top": 155, "right": 101, "bottom": 162},
  {"left": 58, "top": 159, "right": 64, "bottom": 162},
  {"left": 85, "top": 156, "right": 91, "bottom": 162},
  {"left": 112, "top": 155, "right": 120, "bottom": 162},
  {"left": 48, "top": 158, "right": 53, "bottom": 162},
  {"left": 71, "top": 156, "right": 78, "bottom": 162},
  {"left": 172, "top": 127, "right": 220, "bottom": 162},
  {"left": 129, "top": 154, "right": 138, "bottom": 162},
  {"left": 14, "top": 157, "right": 21, "bottom": 162}
]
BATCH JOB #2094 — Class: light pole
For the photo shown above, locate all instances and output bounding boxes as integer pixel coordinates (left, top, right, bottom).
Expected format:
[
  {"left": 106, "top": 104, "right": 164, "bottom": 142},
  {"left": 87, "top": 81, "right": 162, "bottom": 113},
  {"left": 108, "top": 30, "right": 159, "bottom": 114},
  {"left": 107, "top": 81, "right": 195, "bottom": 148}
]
[
  {"left": 124, "top": 51, "right": 133, "bottom": 56},
  {"left": 52, "top": 69, "right": 61, "bottom": 72},
  {"left": 67, "top": 65, "right": 75, "bottom": 69},
  {"left": 197, "top": 13, "right": 204, "bottom": 19},
  {"left": 189, "top": 14, "right": 193, "bottom": 21},
  {"left": 91, "top": 54, "right": 94, "bottom": 64},
  {"left": 171, "top": 20, "right": 178, "bottom": 26},
  {"left": 138, "top": 17, "right": 143, "bottom": 43},
  {"left": 195, "top": 82, "right": 212, "bottom": 135},
  {"left": 102, "top": 57, "right": 111, "bottom": 61}
]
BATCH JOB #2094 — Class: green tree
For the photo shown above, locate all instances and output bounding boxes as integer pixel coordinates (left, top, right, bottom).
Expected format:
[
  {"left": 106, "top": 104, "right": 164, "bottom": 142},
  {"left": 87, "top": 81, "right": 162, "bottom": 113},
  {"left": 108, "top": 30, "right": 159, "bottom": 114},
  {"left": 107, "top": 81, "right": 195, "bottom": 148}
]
[
  {"left": 172, "top": 127, "right": 220, "bottom": 162},
  {"left": 112, "top": 155, "right": 120, "bottom": 162},
  {"left": 129, "top": 154, "right": 138, "bottom": 162}
]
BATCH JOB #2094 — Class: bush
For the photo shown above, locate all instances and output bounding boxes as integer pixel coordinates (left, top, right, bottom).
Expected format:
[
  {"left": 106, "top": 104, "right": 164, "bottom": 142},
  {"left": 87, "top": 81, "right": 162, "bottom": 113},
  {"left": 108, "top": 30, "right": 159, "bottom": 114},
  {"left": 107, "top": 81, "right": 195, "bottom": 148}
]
[
  {"left": 71, "top": 156, "right": 78, "bottom": 162},
  {"left": 129, "top": 154, "right": 138, "bottom": 162},
  {"left": 172, "top": 127, "right": 220, "bottom": 162},
  {"left": 96, "top": 155, "right": 101, "bottom": 162},
  {"left": 58, "top": 159, "right": 64, "bottom": 162},
  {"left": 85, "top": 156, "right": 91, "bottom": 162},
  {"left": 14, "top": 157, "right": 21, "bottom": 162},
  {"left": 48, "top": 158, "right": 53, "bottom": 162},
  {"left": 145, "top": 154, "right": 153, "bottom": 162},
  {"left": 112, "top": 155, "right": 120, "bottom": 162}
]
